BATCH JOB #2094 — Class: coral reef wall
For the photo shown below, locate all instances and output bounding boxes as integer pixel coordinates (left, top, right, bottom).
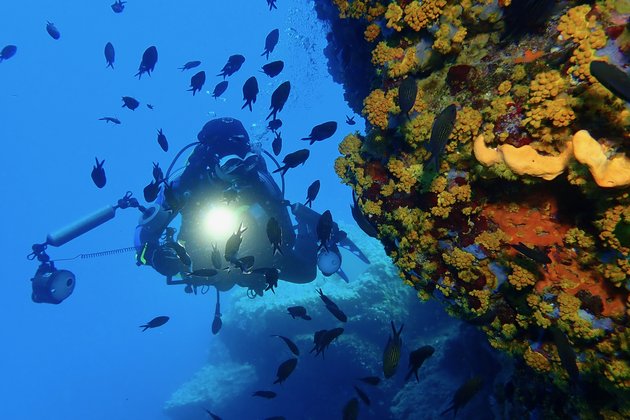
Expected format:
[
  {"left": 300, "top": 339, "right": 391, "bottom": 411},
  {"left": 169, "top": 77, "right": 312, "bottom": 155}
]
[{"left": 318, "top": 0, "right": 630, "bottom": 417}]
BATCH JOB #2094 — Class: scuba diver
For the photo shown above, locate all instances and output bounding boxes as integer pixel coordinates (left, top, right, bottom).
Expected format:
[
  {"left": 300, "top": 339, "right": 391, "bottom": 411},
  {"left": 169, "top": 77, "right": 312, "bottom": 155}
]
[{"left": 28, "top": 117, "right": 368, "bottom": 305}]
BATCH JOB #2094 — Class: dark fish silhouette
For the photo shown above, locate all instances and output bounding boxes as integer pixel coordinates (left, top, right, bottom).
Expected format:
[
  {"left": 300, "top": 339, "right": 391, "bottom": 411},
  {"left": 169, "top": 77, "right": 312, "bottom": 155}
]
[
  {"left": 261, "top": 60, "right": 284, "bottom": 78},
  {"left": 266, "top": 217, "right": 282, "bottom": 255},
  {"left": 234, "top": 255, "right": 255, "bottom": 274},
  {"left": 311, "top": 327, "right": 344, "bottom": 358},
  {"left": 217, "top": 54, "right": 245, "bottom": 79},
  {"left": 99, "top": 116, "right": 120, "bottom": 124},
  {"left": 143, "top": 180, "right": 160, "bottom": 202},
  {"left": 262, "top": 29, "right": 279, "bottom": 59},
  {"left": 212, "top": 81, "right": 228, "bottom": 99},
  {"left": 146, "top": 104, "right": 154, "bottom": 110},
  {"left": 0, "top": 45, "right": 17, "bottom": 62},
  {"left": 122, "top": 96, "right": 140, "bottom": 110},
  {"left": 426, "top": 104, "right": 457, "bottom": 171},
  {"left": 272, "top": 148, "right": 309, "bottom": 176},
  {"left": 398, "top": 77, "right": 417, "bottom": 117},
  {"left": 549, "top": 326, "right": 579, "bottom": 382},
  {"left": 441, "top": 376, "right": 484, "bottom": 416},
  {"left": 350, "top": 191, "right": 378, "bottom": 238},
  {"left": 46, "top": 22, "right": 60, "bottom": 40},
  {"left": 211, "top": 243, "right": 223, "bottom": 270},
  {"left": 342, "top": 398, "right": 359, "bottom": 420},
  {"left": 383, "top": 321, "right": 404, "bottom": 378},
  {"left": 353, "top": 385, "right": 370, "bottom": 406},
  {"left": 241, "top": 76, "right": 259, "bottom": 111},
  {"left": 168, "top": 241, "right": 192, "bottom": 267},
  {"left": 140, "top": 316, "right": 169, "bottom": 331},
  {"left": 357, "top": 376, "right": 380, "bottom": 386},
  {"left": 224, "top": 223, "right": 247, "bottom": 262},
  {"left": 272, "top": 335, "right": 299, "bottom": 356},
  {"left": 179, "top": 60, "right": 201, "bottom": 71},
  {"left": 152, "top": 162, "right": 163, "bottom": 182},
  {"left": 302, "top": 121, "right": 337, "bottom": 145},
  {"left": 405, "top": 345, "right": 435, "bottom": 382},
  {"left": 266, "top": 81, "right": 290, "bottom": 120},
  {"left": 104, "top": 42, "right": 115, "bottom": 69},
  {"left": 157, "top": 129, "right": 168, "bottom": 152},
  {"left": 287, "top": 306, "right": 311, "bottom": 320},
  {"left": 305, "top": 180, "right": 320, "bottom": 207},
  {"left": 111, "top": 0, "right": 126, "bottom": 13},
  {"left": 252, "top": 390, "right": 277, "bottom": 399},
  {"left": 273, "top": 357, "right": 298, "bottom": 384},
  {"left": 267, "top": 0, "right": 278, "bottom": 10},
  {"left": 212, "top": 288, "right": 222, "bottom": 335},
  {"left": 268, "top": 119, "right": 282, "bottom": 132},
  {"left": 345, "top": 115, "right": 355, "bottom": 125},
  {"left": 204, "top": 409, "right": 222, "bottom": 420},
  {"left": 317, "top": 288, "right": 347, "bottom": 323},
  {"left": 91, "top": 157, "right": 106, "bottom": 188},
  {"left": 511, "top": 242, "right": 551, "bottom": 265},
  {"left": 135, "top": 46, "right": 158, "bottom": 79},
  {"left": 263, "top": 267, "right": 279, "bottom": 293},
  {"left": 590, "top": 60, "right": 630, "bottom": 102},
  {"left": 316, "top": 211, "right": 333, "bottom": 251},
  {"left": 272, "top": 132, "right": 282, "bottom": 156},
  {"left": 188, "top": 71, "right": 206, "bottom": 96}
]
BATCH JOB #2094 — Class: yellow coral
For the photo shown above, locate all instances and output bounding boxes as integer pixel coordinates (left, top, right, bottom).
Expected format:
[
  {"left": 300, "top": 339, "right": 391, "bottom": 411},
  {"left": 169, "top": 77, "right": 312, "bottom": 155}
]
[
  {"left": 442, "top": 247, "right": 476, "bottom": 271},
  {"left": 338, "top": 133, "right": 362, "bottom": 156},
  {"left": 361, "top": 199, "right": 382, "bottom": 216},
  {"left": 452, "top": 107, "right": 482, "bottom": 143},
  {"left": 387, "top": 157, "right": 422, "bottom": 193},
  {"left": 385, "top": 3, "right": 404, "bottom": 31},
  {"left": 475, "top": 230, "right": 507, "bottom": 253},
  {"left": 498, "top": 80, "right": 512, "bottom": 96},
  {"left": 524, "top": 347, "right": 552, "bottom": 372},
  {"left": 387, "top": 47, "right": 419, "bottom": 78},
  {"left": 403, "top": 0, "right": 447, "bottom": 32},
  {"left": 604, "top": 360, "right": 630, "bottom": 389},
  {"left": 371, "top": 42, "right": 404, "bottom": 67},
  {"left": 363, "top": 89, "right": 397, "bottom": 130},
  {"left": 364, "top": 23, "right": 381, "bottom": 42},
  {"left": 508, "top": 263, "right": 537, "bottom": 290}
]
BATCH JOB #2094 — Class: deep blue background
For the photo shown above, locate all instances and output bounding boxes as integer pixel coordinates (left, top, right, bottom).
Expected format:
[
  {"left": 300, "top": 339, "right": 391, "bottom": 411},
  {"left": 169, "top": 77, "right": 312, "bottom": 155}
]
[{"left": 1, "top": 1, "right": 363, "bottom": 419}]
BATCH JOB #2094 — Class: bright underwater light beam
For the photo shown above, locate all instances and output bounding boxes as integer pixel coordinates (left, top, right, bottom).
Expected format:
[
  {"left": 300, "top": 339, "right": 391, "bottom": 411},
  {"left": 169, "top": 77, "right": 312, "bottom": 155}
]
[{"left": 203, "top": 206, "right": 238, "bottom": 242}]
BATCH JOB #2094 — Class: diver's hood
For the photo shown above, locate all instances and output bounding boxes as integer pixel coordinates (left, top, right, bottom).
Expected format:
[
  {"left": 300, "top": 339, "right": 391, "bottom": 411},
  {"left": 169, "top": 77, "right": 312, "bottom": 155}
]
[
  {"left": 215, "top": 152, "right": 262, "bottom": 182},
  {"left": 197, "top": 117, "right": 251, "bottom": 159}
]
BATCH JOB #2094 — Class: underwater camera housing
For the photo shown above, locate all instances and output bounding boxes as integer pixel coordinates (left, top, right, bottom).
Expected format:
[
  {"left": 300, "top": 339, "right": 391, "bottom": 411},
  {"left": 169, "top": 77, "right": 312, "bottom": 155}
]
[{"left": 31, "top": 263, "right": 75, "bottom": 304}]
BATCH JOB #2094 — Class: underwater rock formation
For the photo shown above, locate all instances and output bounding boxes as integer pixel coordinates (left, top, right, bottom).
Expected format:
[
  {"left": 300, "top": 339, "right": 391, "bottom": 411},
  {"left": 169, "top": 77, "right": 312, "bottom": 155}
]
[{"left": 320, "top": 0, "right": 630, "bottom": 417}]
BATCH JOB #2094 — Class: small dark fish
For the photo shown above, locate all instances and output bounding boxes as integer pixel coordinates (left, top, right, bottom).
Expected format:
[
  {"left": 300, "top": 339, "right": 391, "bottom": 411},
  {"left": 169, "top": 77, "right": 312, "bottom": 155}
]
[
  {"left": 179, "top": 60, "right": 201, "bottom": 71},
  {"left": 326, "top": 304, "right": 347, "bottom": 323},
  {"left": 224, "top": 223, "right": 247, "bottom": 261},
  {"left": 350, "top": 191, "right": 378, "bottom": 238},
  {"left": 135, "top": 46, "right": 158, "bottom": 79},
  {"left": 266, "top": 217, "right": 282, "bottom": 255},
  {"left": 305, "top": 180, "right": 320, "bottom": 208},
  {"left": 353, "top": 385, "right": 370, "bottom": 406},
  {"left": 188, "top": 269, "right": 218, "bottom": 277},
  {"left": 111, "top": 0, "right": 126, "bottom": 13},
  {"left": 342, "top": 398, "right": 359, "bottom": 420},
  {"left": 261, "top": 60, "right": 284, "bottom": 78},
  {"left": 217, "top": 54, "right": 245, "bottom": 79},
  {"left": 311, "top": 327, "right": 344, "bottom": 358},
  {"left": 252, "top": 390, "right": 277, "bottom": 399},
  {"left": 146, "top": 104, "right": 154, "bottom": 110},
  {"left": 234, "top": 255, "right": 255, "bottom": 274},
  {"left": 316, "top": 210, "right": 333, "bottom": 251},
  {"left": 168, "top": 241, "right": 192, "bottom": 267},
  {"left": 405, "top": 345, "right": 435, "bottom": 382},
  {"left": 99, "top": 116, "right": 120, "bottom": 124},
  {"left": 91, "top": 158, "right": 106, "bottom": 188},
  {"left": 152, "top": 162, "right": 163, "bottom": 182},
  {"left": 266, "top": 81, "right": 291, "bottom": 120},
  {"left": 211, "top": 243, "right": 223, "bottom": 270},
  {"left": 273, "top": 357, "right": 298, "bottom": 384},
  {"left": 511, "top": 242, "right": 551, "bottom": 265},
  {"left": 441, "top": 376, "right": 484, "bottom": 416},
  {"left": 272, "top": 335, "right": 299, "bottom": 356},
  {"left": 272, "top": 148, "right": 309, "bottom": 176},
  {"left": 263, "top": 267, "right": 279, "bottom": 293},
  {"left": 268, "top": 119, "right": 282, "bottom": 132},
  {"left": 212, "top": 288, "right": 222, "bottom": 335},
  {"left": 212, "top": 81, "right": 228, "bottom": 99},
  {"left": 357, "top": 376, "right": 380, "bottom": 386},
  {"left": 267, "top": 0, "right": 278, "bottom": 11},
  {"left": 262, "top": 29, "right": 280, "bottom": 59},
  {"left": 157, "top": 128, "right": 168, "bottom": 152},
  {"left": 0, "top": 45, "right": 17, "bottom": 62},
  {"left": 398, "top": 77, "right": 417, "bottom": 117},
  {"left": 140, "top": 315, "right": 169, "bottom": 331},
  {"left": 345, "top": 115, "right": 355, "bottom": 125},
  {"left": 383, "top": 321, "right": 404, "bottom": 379},
  {"left": 241, "top": 76, "right": 259, "bottom": 111},
  {"left": 143, "top": 179, "right": 160, "bottom": 202},
  {"left": 46, "top": 22, "right": 60, "bottom": 40},
  {"left": 590, "top": 61, "right": 630, "bottom": 102},
  {"left": 316, "top": 287, "right": 336, "bottom": 308},
  {"left": 104, "top": 42, "right": 115, "bottom": 69},
  {"left": 272, "top": 131, "right": 282, "bottom": 156},
  {"left": 287, "top": 306, "right": 311, "bottom": 320},
  {"left": 204, "top": 408, "right": 222, "bottom": 420},
  {"left": 302, "top": 121, "right": 337, "bottom": 145},
  {"left": 122, "top": 96, "right": 140, "bottom": 110},
  {"left": 188, "top": 71, "right": 206, "bottom": 96},
  {"left": 549, "top": 326, "right": 579, "bottom": 382},
  {"left": 426, "top": 104, "right": 457, "bottom": 171}
]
